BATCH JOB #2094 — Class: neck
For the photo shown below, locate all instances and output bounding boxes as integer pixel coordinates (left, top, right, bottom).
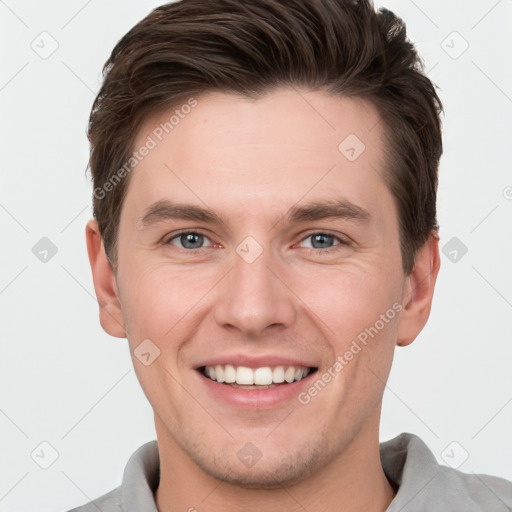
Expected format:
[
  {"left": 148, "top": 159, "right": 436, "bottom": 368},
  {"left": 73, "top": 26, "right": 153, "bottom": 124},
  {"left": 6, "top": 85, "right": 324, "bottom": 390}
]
[{"left": 154, "top": 411, "right": 396, "bottom": 512}]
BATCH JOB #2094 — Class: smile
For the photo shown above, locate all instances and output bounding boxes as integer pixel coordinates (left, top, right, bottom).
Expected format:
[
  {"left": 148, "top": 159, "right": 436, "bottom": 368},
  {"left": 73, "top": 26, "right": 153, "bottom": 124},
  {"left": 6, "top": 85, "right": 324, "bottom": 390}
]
[{"left": 200, "top": 364, "right": 316, "bottom": 389}]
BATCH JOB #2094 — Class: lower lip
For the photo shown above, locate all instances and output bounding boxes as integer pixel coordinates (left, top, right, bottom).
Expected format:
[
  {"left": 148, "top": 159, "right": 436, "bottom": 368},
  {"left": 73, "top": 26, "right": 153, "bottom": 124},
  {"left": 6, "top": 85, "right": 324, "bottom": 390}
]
[{"left": 196, "top": 370, "right": 316, "bottom": 409}]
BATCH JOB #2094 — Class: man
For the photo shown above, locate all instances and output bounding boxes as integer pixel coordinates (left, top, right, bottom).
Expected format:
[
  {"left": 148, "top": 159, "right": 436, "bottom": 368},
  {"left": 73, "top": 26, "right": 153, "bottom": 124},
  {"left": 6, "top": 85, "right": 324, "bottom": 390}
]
[{"left": 70, "top": 0, "right": 512, "bottom": 510}]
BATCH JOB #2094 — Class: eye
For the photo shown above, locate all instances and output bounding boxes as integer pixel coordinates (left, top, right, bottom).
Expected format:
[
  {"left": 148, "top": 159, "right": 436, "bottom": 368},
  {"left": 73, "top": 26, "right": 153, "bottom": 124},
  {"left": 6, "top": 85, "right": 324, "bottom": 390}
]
[
  {"left": 164, "top": 230, "right": 348, "bottom": 252},
  {"left": 166, "top": 231, "right": 214, "bottom": 250},
  {"left": 298, "top": 232, "right": 347, "bottom": 251}
]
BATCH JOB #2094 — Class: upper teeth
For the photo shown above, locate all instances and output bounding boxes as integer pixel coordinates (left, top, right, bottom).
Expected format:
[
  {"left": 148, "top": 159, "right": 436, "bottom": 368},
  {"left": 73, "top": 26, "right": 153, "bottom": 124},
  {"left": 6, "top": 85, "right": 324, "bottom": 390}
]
[{"left": 204, "top": 365, "right": 311, "bottom": 385}]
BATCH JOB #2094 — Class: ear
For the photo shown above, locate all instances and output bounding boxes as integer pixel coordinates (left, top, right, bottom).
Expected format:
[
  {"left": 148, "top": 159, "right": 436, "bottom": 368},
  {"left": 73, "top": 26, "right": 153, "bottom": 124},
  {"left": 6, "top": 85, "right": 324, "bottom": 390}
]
[
  {"left": 85, "top": 219, "right": 127, "bottom": 338},
  {"left": 396, "top": 232, "right": 441, "bottom": 347}
]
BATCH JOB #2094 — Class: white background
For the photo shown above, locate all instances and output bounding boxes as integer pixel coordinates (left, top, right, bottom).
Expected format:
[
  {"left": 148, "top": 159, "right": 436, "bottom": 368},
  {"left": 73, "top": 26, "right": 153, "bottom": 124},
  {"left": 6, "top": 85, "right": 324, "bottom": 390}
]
[{"left": 1, "top": 1, "right": 511, "bottom": 511}]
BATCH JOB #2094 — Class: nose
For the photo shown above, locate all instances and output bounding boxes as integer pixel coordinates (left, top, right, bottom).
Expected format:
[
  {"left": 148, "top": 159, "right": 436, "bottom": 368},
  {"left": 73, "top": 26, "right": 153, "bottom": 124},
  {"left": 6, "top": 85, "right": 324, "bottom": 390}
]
[{"left": 213, "top": 244, "right": 296, "bottom": 338}]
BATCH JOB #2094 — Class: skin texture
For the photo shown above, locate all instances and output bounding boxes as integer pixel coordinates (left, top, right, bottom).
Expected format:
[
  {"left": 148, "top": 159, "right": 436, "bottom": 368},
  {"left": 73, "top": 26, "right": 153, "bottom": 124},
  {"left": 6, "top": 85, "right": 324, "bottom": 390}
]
[{"left": 86, "top": 87, "right": 440, "bottom": 512}]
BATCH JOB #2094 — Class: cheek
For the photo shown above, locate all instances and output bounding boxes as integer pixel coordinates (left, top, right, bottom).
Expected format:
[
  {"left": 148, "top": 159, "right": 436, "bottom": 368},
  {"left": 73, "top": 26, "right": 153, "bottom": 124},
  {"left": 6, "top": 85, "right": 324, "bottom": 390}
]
[
  {"left": 296, "top": 266, "right": 400, "bottom": 420},
  {"left": 292, "top": 261, "right": 402, "bottom": 401},
  {"left": 322, "top": 268, "right": 400, "bottom": 385},
  {"left": 293, "top": 263, "right": 402, "bottom": 341},
  {"left": 118, "top": 260, "right": 220, "bottom": 344}
]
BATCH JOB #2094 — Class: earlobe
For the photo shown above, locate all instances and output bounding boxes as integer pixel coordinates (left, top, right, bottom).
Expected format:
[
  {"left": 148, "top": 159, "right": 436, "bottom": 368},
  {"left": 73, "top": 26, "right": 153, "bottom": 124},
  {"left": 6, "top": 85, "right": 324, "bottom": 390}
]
[
  {"left": 85, "top": 219, "right": 127, "bottom": 338},
  {"left": 396, "top": 232, "right": 441, "bottom": 347}
]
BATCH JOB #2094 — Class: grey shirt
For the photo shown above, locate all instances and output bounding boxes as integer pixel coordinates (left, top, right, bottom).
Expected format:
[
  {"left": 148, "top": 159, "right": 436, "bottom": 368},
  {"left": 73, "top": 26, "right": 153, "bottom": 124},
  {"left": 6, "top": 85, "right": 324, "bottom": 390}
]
[{"left": 67, "top": 433, "right": 512, "bottom": 511}]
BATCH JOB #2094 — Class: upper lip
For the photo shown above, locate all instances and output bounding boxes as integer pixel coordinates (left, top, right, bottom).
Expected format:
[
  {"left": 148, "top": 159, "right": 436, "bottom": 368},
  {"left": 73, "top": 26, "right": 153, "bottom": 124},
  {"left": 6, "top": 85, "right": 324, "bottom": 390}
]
[{"left": 195, "top": 353, "right": 318, "bottom": 369}]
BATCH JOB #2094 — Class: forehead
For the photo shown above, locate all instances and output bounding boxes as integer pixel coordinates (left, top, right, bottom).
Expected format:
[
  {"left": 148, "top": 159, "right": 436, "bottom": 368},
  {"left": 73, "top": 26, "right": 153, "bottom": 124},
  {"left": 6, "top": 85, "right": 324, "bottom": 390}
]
[
  {"left": 125, "top": 88, "right": 393, "bottom": 228},
  {"left": 134, "top": 87, "right": 384, "bottom": 162}
]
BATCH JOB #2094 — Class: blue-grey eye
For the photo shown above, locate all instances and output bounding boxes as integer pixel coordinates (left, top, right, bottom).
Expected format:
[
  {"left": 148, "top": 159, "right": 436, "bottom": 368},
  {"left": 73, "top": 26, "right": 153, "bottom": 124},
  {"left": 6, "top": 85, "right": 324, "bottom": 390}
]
[
  {"left": 180, "top": 233, "right": 203, "bottom": 249},
  {"left": 169, "top": 232, "right": 211, "bottom": 249},
  {"left": 308, "top": 233, "right": 336, "bottom": 249},
  {"left": 302, "top": 233, "right": 343, "bottom": 249}
]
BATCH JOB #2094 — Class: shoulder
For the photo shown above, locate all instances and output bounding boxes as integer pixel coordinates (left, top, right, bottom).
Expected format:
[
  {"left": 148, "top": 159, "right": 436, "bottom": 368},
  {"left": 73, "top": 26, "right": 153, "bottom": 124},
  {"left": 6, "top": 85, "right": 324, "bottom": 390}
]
[
  {"left": 64, "top": 440, "right": 159, "bottom": 512},
  {"left": 381, "top": 432, "right": 512, "bottom": 511},
  {"left": 65, "top": 486, "right": 122, "bottom": 512},
  {"left": 434, "top": 464, "right": 512, "bottom": 510}
]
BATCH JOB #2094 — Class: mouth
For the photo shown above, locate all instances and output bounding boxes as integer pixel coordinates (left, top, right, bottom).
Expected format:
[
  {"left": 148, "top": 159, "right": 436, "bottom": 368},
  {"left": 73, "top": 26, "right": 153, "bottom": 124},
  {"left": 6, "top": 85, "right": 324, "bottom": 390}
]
[{"left": 198, "top": 364, "right": 318, "bottom": 390}]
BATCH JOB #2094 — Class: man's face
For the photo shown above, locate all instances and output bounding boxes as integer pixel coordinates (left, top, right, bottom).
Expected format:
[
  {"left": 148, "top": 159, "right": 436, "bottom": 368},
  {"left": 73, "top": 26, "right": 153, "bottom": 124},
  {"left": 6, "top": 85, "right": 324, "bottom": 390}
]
[{"left": 114, "top": 88, "right": 408, "bottom": 486}]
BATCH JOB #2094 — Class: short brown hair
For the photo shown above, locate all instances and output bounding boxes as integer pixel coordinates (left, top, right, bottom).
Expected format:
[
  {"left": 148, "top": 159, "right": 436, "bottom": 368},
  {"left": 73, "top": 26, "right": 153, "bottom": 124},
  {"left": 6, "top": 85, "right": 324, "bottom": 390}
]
[{"left": 88, "top": 0, "right": 443, "bottom": 274}]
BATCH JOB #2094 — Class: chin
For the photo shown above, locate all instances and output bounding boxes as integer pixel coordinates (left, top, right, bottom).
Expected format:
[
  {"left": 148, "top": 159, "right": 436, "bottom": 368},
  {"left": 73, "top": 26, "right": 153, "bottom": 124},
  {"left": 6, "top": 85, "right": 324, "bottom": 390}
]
[
  {"left": 208, "top": 464, "right": 311, "bottom": 490},
  {"left": 195, "top": 442, "right": 326, "bottom": 490}
]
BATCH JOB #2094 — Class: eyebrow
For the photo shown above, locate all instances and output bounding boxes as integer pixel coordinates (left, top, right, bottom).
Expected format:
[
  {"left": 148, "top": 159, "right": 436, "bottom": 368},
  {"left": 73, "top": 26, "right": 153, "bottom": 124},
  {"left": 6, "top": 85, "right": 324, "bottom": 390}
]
[
  {"left": 139, "top": 200, "right": 226, "bottom": 228},
  {"left": 138, "top": 198, "right": 371, "bottom": 229},
  {"left": 284, "top": 199, "right": 371, "bottom": 224}
]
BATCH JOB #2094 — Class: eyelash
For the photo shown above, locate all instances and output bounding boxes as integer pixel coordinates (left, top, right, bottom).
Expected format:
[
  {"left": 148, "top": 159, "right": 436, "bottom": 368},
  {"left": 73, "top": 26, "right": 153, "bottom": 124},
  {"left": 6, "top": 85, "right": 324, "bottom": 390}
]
[{"left": 164, "top": 230, "right": 349, "bottom": 254}]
